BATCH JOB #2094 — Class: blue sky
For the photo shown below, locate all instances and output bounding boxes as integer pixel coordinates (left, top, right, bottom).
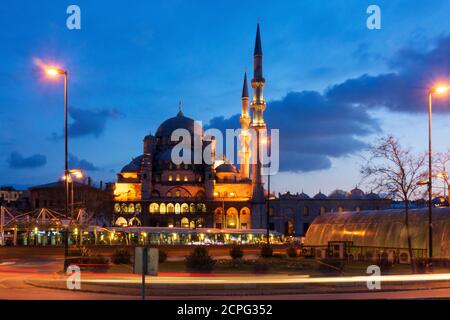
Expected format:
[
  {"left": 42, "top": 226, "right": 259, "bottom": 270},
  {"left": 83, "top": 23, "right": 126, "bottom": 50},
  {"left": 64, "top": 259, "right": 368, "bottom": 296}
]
[{"left": 1, "top": 0, "right": 450, "bottom": 195}]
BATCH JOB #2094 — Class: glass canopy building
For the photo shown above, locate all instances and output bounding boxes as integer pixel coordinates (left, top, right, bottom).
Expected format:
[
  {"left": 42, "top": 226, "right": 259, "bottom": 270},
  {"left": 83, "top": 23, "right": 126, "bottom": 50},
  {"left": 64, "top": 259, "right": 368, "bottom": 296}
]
[{"left": 304, "top": 207, "right": 450, "bottom": 259}]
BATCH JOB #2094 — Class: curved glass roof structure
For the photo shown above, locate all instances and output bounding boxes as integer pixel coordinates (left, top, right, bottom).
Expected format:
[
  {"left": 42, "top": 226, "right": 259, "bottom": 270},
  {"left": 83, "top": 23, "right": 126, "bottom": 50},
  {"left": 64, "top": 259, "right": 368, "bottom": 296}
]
[{"left": 304, "top": 207, "right": 450, "bottom": 258}]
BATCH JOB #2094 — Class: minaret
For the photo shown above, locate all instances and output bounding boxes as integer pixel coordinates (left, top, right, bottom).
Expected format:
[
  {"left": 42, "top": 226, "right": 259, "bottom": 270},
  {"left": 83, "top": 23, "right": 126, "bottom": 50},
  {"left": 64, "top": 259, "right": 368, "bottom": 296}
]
[
  {"left": 239, "top": 72, "right": 251, "bottom": 179},
  {"left": 250, "top": 24, "right": 266, "bottom": 198},
  {"left": 250, "top": 23, "right": 267, "bottom": 229}
]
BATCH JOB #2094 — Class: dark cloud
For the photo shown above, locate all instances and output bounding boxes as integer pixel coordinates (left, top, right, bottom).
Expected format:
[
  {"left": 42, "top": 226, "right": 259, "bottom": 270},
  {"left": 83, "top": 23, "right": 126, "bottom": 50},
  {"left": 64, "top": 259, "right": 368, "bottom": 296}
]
[
  {"left": 69, "top": 154, "right": 99, "bottom": 171},
  {"left": 7, "top": 151, "right": 46, "bottom": 169},
  {"left": 50, "top": 108, "right": 123, "bottom": 140},
  {"left": 207, "top": 91, "right": 380, "bottom": 173},
  {"left": 327, "top": 37, "right": 450, "bottom": 113}
]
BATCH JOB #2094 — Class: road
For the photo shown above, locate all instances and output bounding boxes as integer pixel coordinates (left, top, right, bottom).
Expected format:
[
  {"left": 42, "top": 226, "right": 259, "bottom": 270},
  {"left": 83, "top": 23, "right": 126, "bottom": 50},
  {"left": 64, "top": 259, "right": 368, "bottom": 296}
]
[{"left": 2, "top": 257, "right": 450, "bottom": 299}]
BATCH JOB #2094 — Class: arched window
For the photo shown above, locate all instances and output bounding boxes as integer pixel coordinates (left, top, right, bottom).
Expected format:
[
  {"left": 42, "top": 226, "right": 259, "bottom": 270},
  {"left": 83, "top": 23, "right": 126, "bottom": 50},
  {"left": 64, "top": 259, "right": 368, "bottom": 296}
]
[
  {"left": 167, "top": 203, "right": 174, "bottom": 214},
  {"left": 159, "top": 203, "right": 166, "bottom": 214},
  {"left": 166, "top": 191, "right": 172, "bottom": 198},
  {"left": 181, "top": 217, "right": 189, "bottom": 228},
  {"left": 181, "top": 203, "right": 189, "bottom": 214},
  {"left": 338, "top": 207, "right": 344, "bottom": 213},
  {"left": 320, "top": 207, "right": 326, "bottom": 215},
  {"left": 226, "top": 207, "right": 238, "bottom": 229},
  {"left": 129, "top": 217, "right": 141, "bottom": 226},
  {"left": 128, "top": 203, "right": 135, "bottom": 213},
  {"left": 168, "top": 175, "right": 173, "bottom": 182},
  {"left": 114, "top": 203, "right": 121, "bottom": 213},
  {"left": 115, "top": 217, "right": 127, "bottom": 227},
  {"left": 121, "top": 203, "right": 128, "bottom": 213},
  {"left": 135, "top": 203, "right": 142, "bottom": 213},
  {"left": 175, "top": 203, "right": 181, "bottom": 214},
  {"left": 149, "top": 203, "right": 159, "bottom": 214},
  {"left": 190, "top": 221, "right": 196, "bottom": 229},
  {"left": 176, "top": 174, "right": 180, "bottom": 182},
  {"left": 197, "top": 203, "right": 206, "bottom": 212},
  {"left": 184, "top": 176, "right": 188, "bottom": 182},
  {"left": 303, "top": 206, "right": 309, "bottom": 217},
  {"left": 190, "top": 203, "right": 196, "bottom": 213},
  {"left": 356, "top": 207, "right": 361, "bottom": 212},
  {"left": 175, "top": 190, "right": 181, "bottom": 198}
]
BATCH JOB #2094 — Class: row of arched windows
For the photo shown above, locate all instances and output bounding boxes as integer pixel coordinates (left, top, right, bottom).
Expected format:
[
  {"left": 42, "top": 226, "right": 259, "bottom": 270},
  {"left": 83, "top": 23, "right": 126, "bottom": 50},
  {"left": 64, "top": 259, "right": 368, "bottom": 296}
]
[
  {"left": 114, "top": 203, "right": 142, "bottom": 214},
  {"left": 149, "top": 202, "right": 207, "bottom": 214}
]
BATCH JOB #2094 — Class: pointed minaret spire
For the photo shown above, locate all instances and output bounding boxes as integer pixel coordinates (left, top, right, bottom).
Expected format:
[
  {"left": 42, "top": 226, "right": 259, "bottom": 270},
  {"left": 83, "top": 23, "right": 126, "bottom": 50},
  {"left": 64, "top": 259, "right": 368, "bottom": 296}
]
[
  {"left": 242, "top": 72, "right": 249, "bottom": 98},
  {"left": 254, "top": 23, "right": 262, "bottom": 56},
  {"left": 253, "top": 23, "right": 264, "bottom": 82},
  {"left": 177, "top": 97, "right": 184, "bottom": 116}
]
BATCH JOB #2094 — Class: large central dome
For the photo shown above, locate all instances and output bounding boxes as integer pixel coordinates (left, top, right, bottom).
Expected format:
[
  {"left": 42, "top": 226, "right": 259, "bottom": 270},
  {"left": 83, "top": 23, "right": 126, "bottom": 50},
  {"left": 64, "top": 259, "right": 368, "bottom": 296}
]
[{"left": 155, "top": 110, "right": 203, "bottom": 138}]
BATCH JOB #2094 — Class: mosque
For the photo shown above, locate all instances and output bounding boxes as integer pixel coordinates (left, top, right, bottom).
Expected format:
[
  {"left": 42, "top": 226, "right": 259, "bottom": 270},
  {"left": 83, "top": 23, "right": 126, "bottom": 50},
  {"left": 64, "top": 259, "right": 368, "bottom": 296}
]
[
  {"left": 111, "top": 24, "right": 391, "bottom": 236},
  {"left": 112, "top": 24, "right": 268, "bottom": 231}
]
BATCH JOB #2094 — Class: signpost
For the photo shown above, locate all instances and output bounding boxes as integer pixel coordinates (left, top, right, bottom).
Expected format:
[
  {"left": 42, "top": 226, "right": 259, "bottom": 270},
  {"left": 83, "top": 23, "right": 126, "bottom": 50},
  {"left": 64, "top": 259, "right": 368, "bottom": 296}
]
[{"left": 134, "top": 247, "right": 159, "bottom": 300}]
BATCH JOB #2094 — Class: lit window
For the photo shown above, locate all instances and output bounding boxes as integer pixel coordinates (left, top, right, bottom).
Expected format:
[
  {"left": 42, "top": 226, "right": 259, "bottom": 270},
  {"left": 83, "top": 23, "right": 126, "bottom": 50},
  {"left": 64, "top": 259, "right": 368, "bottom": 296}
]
[
  {"left": 168, "top": 175, "right": 173, "bottom": 182},
  {"left": 176, "top": 174, "right": 180, "bottom": 182},
  {"left": 184, "top": 176, "right": 188, "bottom": 182}
]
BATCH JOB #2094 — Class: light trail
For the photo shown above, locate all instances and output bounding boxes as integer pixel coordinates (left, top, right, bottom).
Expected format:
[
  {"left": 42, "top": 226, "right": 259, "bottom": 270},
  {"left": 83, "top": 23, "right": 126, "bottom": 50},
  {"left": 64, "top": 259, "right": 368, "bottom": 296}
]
[{"left": 40, "top": 273, "right": 450, "bottom": 285}]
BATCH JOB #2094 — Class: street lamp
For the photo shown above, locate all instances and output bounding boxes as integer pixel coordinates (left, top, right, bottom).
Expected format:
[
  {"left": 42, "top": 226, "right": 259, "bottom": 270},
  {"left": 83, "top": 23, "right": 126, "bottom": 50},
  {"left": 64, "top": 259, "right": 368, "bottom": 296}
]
[
  {"left": 45, "top": 66, "right": 70, "bottom": 270},
  {"left": 427, "top": 84, "right": 450, "bottom": 268},
  {"left": 62, "top": 169, "right": 83, "bottom": 219}
]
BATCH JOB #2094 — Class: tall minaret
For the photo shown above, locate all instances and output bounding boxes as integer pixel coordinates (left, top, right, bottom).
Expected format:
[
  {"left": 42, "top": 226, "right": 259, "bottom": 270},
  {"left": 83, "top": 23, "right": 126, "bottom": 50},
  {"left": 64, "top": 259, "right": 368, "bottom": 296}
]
[
  {"left": 250, "top": 23, "right": 267, "bottom": 229},
  {"left": 250, "top": 24, "right": 266, "bottom": 198},
  {"left": 239, "top": 72, "right": 251, "bottom": 179}
]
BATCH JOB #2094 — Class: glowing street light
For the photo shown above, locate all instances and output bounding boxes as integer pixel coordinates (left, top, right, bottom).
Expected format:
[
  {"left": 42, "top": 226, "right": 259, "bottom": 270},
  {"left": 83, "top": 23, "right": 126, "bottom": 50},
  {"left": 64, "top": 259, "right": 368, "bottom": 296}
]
[{"left": 43, "top": 64, "right": 70, "bottom": 270}]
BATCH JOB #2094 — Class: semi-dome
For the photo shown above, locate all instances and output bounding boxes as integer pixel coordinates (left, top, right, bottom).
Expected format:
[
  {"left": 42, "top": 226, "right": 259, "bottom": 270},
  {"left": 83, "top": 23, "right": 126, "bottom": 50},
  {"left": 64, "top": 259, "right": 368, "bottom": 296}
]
[
  {"left": 349, "top": 187, "right": 365, "bottom": 199},
  {"left": 121, "top": 155, "right": 143, "bottom": 172},
  {"left": 328, "top": 189, "right": 348, "bottom": 199},
  {"left": 313, "top": 192, "right": 328, "bottom": 200},
  {"left": 155, "top": 110, "right": 203, "bottom": 138},
  {"left": 216, "top": 163, "right": 238, "bottom": 173},
  {"left": 297, "top": 192, "right": 310, "bottom": 200}
]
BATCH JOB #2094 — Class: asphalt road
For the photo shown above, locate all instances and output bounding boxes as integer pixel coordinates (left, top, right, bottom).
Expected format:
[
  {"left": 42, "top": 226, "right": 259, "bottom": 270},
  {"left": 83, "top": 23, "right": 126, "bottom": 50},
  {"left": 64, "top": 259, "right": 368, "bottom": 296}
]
[{"left": 2, "top": 248, "right": 450, "bottom": 300}]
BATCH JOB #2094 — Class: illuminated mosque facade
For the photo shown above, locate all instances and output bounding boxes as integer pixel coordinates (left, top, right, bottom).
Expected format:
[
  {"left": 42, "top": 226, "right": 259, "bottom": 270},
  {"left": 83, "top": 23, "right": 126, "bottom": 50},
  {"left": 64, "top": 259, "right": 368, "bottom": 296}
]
[
  {"left": 112, "top": 25, "right": 391, "bottom": 236},
  {"left": 113, "top": 24, "right": 268, "bottom": 231}
]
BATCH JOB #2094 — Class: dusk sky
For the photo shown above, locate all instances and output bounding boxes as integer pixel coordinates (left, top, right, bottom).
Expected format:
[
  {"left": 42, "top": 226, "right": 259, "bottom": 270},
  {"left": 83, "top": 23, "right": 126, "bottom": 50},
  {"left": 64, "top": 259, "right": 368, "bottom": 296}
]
[{"left": 2, "top": 0, "right": 450, "bottom": 195}]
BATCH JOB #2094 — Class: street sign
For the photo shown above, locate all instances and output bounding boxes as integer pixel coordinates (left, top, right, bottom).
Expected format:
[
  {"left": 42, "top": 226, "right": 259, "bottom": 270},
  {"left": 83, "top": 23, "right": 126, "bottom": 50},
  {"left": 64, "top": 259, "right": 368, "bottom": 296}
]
[{"left": 134, "top": 247, "right": 159, "bottom": 276}]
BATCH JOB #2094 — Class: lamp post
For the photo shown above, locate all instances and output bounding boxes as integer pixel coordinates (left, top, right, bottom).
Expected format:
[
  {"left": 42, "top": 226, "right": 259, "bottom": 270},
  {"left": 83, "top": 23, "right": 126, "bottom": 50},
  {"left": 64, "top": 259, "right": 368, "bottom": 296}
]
[
  {"left": 427, "top": 85, "right": 450, "bottom": 268},
  {"left": 46, "top": 67, "right": 69, "bottom": 270}
]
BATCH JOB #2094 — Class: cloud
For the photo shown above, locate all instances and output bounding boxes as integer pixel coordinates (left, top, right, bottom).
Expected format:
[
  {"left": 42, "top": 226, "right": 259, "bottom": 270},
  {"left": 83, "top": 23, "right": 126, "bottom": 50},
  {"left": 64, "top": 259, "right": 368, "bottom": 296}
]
[
  {"left": 50, "top": 108, "right": 123, "bottom": 140},
  {"left": 327, "top": 37, "right": 450, "bottom": 113},
  {"left": 7, "top": 151, "right": 46, "bottom": 169},
  {"left": 69, "top": 154, "right": 99, "bottom": 171},
  {"left": 207, "top": 91, "right": 380, "bottom": 173}
]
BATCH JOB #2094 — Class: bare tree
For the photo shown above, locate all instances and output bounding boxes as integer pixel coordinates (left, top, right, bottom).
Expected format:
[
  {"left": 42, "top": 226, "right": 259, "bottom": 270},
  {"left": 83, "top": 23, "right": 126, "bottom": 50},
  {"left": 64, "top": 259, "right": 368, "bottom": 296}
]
[
  {"left": 433, "top": 151, "right": 450, "bottom": 200},
  {"left": 361, "top": 135, "right": 426, "bottom": 271}
]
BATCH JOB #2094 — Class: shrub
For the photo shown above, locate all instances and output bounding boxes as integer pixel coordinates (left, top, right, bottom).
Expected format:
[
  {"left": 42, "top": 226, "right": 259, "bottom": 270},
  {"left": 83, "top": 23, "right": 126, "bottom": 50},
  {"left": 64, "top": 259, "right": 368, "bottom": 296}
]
[
  {"left": 159, "top": 250, "right": 168, "bottom": 263},
  {"left": 260, "top": 245, "right": 273, "bottom": 258},
  {"left": 229, "top": 244, "right": 244, "bottom": 260},
  {"left": 286, "top": 247, "right": 298, "bottom": 258},
  {"left": 185, "top": 247, "right": 216, "bottom": 272},
  {"left": 111, "top": 247, "right": 131, "bottom": 264}
]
